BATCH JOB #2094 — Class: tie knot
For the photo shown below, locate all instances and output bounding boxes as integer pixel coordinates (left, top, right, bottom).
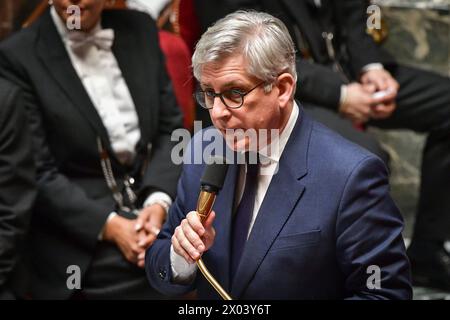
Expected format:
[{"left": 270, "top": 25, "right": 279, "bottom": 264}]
[
  {"left": 245, "top": 161, "right": 259, "bottom": 185},
  {"left": 67, "top": 28, "right": 115, "bottom": 53}
]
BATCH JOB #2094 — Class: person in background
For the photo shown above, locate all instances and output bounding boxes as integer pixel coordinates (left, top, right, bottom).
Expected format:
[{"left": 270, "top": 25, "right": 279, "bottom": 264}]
[
  {"left": 0, "top": 0, "right": 182, "bottom": 299},
  {"left": 0, "top": 78, "right": 36, "bottom": 299}
]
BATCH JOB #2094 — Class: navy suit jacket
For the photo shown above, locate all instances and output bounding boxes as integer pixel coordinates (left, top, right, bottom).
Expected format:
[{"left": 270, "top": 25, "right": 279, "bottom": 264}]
[{"left": 146, "top": 106, "right": 412, "bottom": 299}]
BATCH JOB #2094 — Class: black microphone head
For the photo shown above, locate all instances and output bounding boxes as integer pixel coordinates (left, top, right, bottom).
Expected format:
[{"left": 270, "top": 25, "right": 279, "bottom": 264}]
[{"left": 200, "top": 156, "right": 229, "bottom": 193}]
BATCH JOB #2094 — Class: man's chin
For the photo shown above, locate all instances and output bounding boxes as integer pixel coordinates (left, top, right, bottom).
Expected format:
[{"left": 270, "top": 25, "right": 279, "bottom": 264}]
[
  {"left": 225, "top": 138, "right": 257, "bottom": 154},
  {"left": 218, "top": 128, "right": 259, "bottom": 152},
  {"left": 222, "top": 135, "right": 247, "bottom": 152}
]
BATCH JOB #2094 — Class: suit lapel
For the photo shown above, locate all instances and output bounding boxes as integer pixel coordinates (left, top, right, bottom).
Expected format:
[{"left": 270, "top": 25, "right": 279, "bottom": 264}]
[
  {"left": 230, "top": 106, "right": 312, "bottom": 298},
  {"left": 36, "top": 10, "right": 112, "bottom": 151}
]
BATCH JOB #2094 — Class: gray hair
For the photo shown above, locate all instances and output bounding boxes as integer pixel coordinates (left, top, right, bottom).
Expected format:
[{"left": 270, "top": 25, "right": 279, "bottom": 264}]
[{"left": 192, "top": 10, "right": 297, "bottom": 91}]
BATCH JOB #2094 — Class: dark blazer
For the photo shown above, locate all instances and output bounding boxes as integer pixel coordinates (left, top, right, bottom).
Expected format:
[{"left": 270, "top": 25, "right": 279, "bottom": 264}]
[
  {"left": 0, "top": 78, "right": 36, "bottom": 299},
  {"left": 194, "top": 0, "right": 396, "bottom": 109},
  {"left": 146, "top": 105, "right": 412, "bottom": 299},
  {"left": 0, "top": 9, "right": 183, "bottom": 298}
]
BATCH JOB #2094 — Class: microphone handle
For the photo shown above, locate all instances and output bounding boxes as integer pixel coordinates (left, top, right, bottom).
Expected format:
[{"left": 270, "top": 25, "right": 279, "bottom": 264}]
[
  {"left": 195, "top": 189, "right": 233, "bottom": 300},
  {"left": 196, "top": 190, "right": 216, "bottom": 223}
]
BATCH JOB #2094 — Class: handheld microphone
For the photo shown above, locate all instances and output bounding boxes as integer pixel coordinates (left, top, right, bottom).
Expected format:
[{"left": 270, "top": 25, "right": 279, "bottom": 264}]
[
  {"left": 196, "top": 157, "right": 229, "bottom": 223},
  {"left": 195, "top": 156, "right": 232, "bottom": 300}
]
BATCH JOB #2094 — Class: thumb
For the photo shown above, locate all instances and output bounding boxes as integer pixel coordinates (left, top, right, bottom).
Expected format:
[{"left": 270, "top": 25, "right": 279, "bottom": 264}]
[
  {"left": 362, "top": 83, "right": 376, "bottom": 94},
  {"left": 149, "top": 208, "right": 164, "bottom": 228}
]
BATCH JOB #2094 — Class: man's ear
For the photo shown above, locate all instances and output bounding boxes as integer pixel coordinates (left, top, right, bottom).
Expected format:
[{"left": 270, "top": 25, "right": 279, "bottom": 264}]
[{"left": 276, "top": 73, "right": 295, "bottom": 109}]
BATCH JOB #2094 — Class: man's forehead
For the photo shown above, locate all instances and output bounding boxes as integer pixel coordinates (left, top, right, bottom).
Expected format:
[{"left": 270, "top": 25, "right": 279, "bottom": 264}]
[{"left": 199, "top": 58, "right": 253, "bottom": 87}]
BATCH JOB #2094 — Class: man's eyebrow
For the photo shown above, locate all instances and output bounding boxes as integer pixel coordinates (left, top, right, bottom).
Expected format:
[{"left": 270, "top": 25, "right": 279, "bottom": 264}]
[
  {"left": 200, "top": 80, "right": 249, "bottom": 89},
  {"left": 222, "top": 80, "right": 247, "bottom": 87}
]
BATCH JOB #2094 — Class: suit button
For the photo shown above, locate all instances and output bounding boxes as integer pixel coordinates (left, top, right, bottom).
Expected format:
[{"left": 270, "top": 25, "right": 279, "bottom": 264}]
[{"left": 159, "top": 268, "right": 167, "bottom": 280}]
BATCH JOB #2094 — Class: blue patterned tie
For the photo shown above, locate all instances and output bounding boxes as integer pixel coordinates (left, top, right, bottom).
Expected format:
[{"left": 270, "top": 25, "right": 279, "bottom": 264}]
[{"left": 230, "top": 158, "right": 259, "bottom": 280}]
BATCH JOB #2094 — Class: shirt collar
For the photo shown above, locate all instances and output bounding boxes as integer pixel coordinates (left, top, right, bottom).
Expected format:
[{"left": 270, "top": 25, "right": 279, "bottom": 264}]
[{"left": 257, "top": 101, "right": 299, "bottom": 165}]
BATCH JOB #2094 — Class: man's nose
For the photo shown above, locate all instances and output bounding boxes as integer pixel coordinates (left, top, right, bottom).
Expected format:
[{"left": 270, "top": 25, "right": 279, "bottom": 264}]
[{"left": 210, "top": 96, "right": 231, "bottom": 120}]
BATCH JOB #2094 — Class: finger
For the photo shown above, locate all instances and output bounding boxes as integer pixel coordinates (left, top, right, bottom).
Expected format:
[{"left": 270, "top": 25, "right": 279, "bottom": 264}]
[
  {"left": 144, "top": 222, "right": 161, "bottom": 236},
  {"left": 137, "top": 259, "right": 145, "bottom": 269},
  {"left": 201, "top": 211, "right": 217, "bottom": 249},
  {"left": 181, "top": 219, "right": 205, "bottom": 253},
  {"left": 361, "top": 73, "right": 385, "bottom": 91},
  {"left": 203, "top": 210, "right": 216, "bottom": 231},
  {"left": 202, "top": 225, "right": 216, "bottom": 250},
  {"left": 172, "top": 234, "right": 195, "bottom": 264},
  {"left": 131, "top": 243, "right": 144, "bottom": 255},
  {"left": 186, "top": 211, "right": 206, "bottom": 236},
  {"left": 150, "top": 205, "right": 166, "bottom": 223},
  {"left": 373, "top": 103, "right": 389, "bottom": 112},
  {"left": 135, "top": 210, "right": 149, "bottom": 231},
  {"left": 138, "top": 233, "right": 157, "bottom": 248},
  {"left": 146, "top": 210, "right": 164, "bottom": 234},
  {"left": 362, "top": 83, "right": 377, "bottom": 94},
  {"left": 125, "top": 247, "right": 140, "bottom": 263},
  {"left": 373, "top": 103, "right": 385, "bottom": 111},
  {"left": 176, "top": 225, "right": 201, "bottom": 261},
  {"left": 137, "top": 229, "right": 147, "bottom": 245},
  {"left": 386, "top": 78, "right": 400, "bottom": 94},
  {"left": 356, "top": 103, "right": 372, "bottom": 119},
  {"left": 137, "top": 251, "right": 146, "bottom": 268},
  {"left": 360, "top": 73, "right": 371, "bottom": 85},
  {"left": 373, "top": 103, "right": 396, "bottom": 119},
  {"left": 374, "top": 75, "right": 389, "bottom": 91},
  {"left": 138, "top": 250, "right": 146, "bottom": 260}
]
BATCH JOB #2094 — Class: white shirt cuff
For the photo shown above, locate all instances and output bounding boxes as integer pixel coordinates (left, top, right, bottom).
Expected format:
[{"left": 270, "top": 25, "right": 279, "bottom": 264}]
[
  {"left": 339, "top": 84, "right": 348, "bottom": 107},
  {"left": 143, "top": 191, "right": 172, "bottom": 215},
  {"left": 170, "top": 244, "right": 198, "bottom": 283},
  {"left": 98, "top": 212, "right": 117, "bottom": 241},
  {"left": 361, "top": 63, "right": 384, "bottom": 73}
]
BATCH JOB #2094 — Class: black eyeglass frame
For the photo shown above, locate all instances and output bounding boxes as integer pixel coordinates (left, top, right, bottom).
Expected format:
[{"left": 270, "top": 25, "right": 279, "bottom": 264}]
[{"left": 194, "top": 81, "right": 267, "bottom": 110}]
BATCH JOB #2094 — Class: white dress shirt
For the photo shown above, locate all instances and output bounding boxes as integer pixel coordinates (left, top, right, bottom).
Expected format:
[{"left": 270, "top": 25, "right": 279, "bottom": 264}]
[
  {"left": 50, "top": 8, "right": 172, "bottom": 231},
  {"left": 51, "top": 7, "right": 140, "bottom": 164},
  {"left": 170, "top": 102, "right": 300, "bottom": 282}
]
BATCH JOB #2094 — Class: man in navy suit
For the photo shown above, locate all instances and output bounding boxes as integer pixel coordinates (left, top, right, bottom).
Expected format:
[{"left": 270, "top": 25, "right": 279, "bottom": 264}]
[{"left": 146, "top": 10, "right": 412, "bottom": 299}]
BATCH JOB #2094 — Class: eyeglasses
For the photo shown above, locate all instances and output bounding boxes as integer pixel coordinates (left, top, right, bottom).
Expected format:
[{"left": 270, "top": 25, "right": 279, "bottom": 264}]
[{"left": 194, "top": 81, "right": 266, "bottom": 110}]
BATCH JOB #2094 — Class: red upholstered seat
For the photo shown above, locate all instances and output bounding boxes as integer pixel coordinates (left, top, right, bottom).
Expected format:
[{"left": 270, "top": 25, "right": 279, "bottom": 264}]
[
  {"left": 158, "top": 30, "right": 195, "bottom": 130},
  {"left": 178, "top": 0, "right": 201, "bottom": 55}
]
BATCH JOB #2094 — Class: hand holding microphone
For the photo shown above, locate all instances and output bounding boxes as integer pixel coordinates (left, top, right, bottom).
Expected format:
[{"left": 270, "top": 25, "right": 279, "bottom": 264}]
[
  {"left": 172, "top": 156, "right": 228, "bottom": 264},
  {"left": 172, "top": 210, "right": 216, "bottom": 264},
  {"left": 172, "top": 156, "right": 232, "bottom": 300}
]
